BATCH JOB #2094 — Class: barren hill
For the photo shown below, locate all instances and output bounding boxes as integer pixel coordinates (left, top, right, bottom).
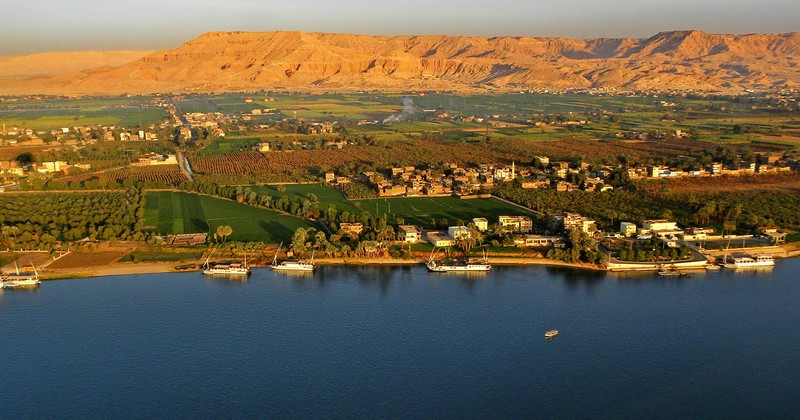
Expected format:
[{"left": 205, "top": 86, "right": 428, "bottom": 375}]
[
  {"left": 1, "top": 30, "right": 798, "bottom": 95},
  {"left": 0, "top": 50, "right": 153, "bottom": 80}
]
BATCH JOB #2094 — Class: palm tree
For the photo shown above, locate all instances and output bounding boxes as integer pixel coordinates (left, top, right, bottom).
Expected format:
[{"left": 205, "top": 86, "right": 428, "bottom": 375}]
[
  {"left": 9, "top": 226, "right": 19, "bottom": 243},
  {"left": 216, "top": 225, "right": 233, "bottom": 242}
]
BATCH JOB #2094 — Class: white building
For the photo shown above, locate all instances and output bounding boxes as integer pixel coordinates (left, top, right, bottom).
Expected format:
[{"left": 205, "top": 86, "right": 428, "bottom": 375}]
[
  {"left": 640, "top": 219, "right": 682, "bottom": 238},
  {"left": 642, "top": 219, "right": 677, "bottom": 232},
  {"left": 499, "top": 216, "right": 533, "bottom": 233},
  {"left": 398, "top": 225, "right": 422, "bottom": 243},
  {"left": 620, "top": 222, "right": 637, "bottom": 237},
  {"left": 38, "top": 161, "right": 68, "bottom": 173},
  {"left": 427, "top": 232, "right": 454, "bottom": 247},
  {"left": 448, "top": 226, "right": 470, "bottom": 240},
  {"left": 472, "top": 218, "right": 489, "bottom": 232}
]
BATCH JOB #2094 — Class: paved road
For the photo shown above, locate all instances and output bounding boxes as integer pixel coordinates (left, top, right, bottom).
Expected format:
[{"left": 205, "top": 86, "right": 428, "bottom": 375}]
[{"left": 176, "top": 149, "right": 193, "bottom": 182}]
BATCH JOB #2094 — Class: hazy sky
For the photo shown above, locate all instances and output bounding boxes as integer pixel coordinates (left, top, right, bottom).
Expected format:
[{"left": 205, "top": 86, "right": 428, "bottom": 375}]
[{"left": 2, "top": 0, "right": 798, "bottom": 55}]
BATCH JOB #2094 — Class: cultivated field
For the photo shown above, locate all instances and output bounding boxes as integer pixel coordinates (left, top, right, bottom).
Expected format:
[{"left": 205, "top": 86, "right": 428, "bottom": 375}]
[
  {"left": 352, "top": 196, "right": 537, "bottom": 227},
  {"left": 0, "top": 105, "right": 164, "bottom": 131},
  {"left": 251, "top": 184, "right": 362, "bottom": 213},
  {"left": 143, "top": 191, "right": 315, "bottom": 243}
]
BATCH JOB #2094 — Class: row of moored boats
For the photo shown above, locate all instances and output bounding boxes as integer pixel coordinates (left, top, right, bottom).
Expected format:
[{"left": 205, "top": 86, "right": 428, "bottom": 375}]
[
  {"left": 660, "top": 254, "right": 775, "bottom": 276},
  {"left": 201, "top": 243, "right": 316, "bottom": 277},
  {"left": 201, "top": 245, "right": 493, "bottom": 277}
]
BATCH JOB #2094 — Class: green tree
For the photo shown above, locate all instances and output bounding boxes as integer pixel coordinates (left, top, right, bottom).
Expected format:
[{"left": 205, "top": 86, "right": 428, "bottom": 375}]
[{"left": 216, "top": 225, "right": 233, "bottom": 242}]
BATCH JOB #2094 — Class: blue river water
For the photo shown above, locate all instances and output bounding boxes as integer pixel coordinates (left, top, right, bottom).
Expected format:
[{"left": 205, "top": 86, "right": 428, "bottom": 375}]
[{"left": 1, "top": 260, "right": 799, "bottom": 418}]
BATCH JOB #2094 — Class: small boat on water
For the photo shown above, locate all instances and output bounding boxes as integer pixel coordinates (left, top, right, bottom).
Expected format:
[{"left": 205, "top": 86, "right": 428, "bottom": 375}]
[
  {"left": 2, "top": 261, "right": 41, "bottom": 288},
  {"left": 545, "top": 330, "right": 559, "bottom": 339},
  {"left": 658, "top": 264, "right": 691, "bottom": 277},
  {"left": 202, "top": 248, "right": 250, "bottom": 276},
  {"left": 270, "top": 243, "right": 315, "bottom": 272},
  {"left": 705, "top": 263, "right": 721, "bottom": 271}
]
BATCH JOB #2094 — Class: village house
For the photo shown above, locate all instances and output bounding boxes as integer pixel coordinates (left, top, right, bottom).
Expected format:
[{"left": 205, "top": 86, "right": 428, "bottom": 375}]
[
  {"left": 168, "top": 233, "right": 208, "bottom": 246},
  {"left": 427, "top": 231, "right": 454, "bottom": 247},
  {"left": 0, "top": 161, "right": 24, "bottom": 177},
  {"left": 398, "top": 225, "right": 422, "bottom": 243},
  {"left": 681, "top": 227, "right": 714, "bottom": 241},
  {"left": 132, "top": 153, "right": 178, "bottom": 167},
  {"left": 472, "top": 218, "right": 489, "bottom": 231},
  {"left": 639, "top": 219, "right": 682, "bottom": 238},
  {"left": 551, "top": 213, "right": 596, "bottom": 233},
  {"left": 448, "top": 226, "right": 470, "bottom": 240},
  {"left": 555, "top": 181, "right": 580, "bottom": 192},
  {"left": 619, "top": 222, "right": 637, "bottom": 237},
  {"left": 340, "top": 223, "right": 364, "bottom": 237},
  {"left": 522, "top": 179, "right": 549, "bottom": 189},
  {"left": 759, "top": 227, "right": 787, "bottom": 244},
  {"left": 520, "top": 235, "right": 566, "bottom": 248},
  {"left": 324, "top": 140, "right": 347, "bottom": 149},
  {"left": 498, "top": 216, "right": 533, "bottom": 233},
  {"left": 378, "top": 183, "right": 408, "bottom": 197},
  {"left": 37, "top": 161, "right": 69, "bottom": 174}
]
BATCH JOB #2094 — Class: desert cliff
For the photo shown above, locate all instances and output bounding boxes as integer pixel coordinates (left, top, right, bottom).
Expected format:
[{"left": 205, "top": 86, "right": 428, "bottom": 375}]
[{"left": 1, "top": 30, "right": 797, "bottom": 95}]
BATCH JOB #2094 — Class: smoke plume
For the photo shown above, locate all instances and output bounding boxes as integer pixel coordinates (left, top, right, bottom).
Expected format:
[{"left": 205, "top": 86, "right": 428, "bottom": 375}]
[{"left": 383, "top": 97, "right": 416, "bottom": 123}]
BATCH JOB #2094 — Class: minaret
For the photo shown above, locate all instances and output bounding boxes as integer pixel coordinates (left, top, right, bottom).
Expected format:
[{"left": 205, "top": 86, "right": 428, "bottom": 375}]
[{"left": 511, "top": 161, "right": 515, "bottom": 180}]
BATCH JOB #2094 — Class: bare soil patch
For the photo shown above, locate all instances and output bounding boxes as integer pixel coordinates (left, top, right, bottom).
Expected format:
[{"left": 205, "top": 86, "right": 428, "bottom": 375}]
[{"left": 46, "top": 251, "right": 126, "bottom": 269}]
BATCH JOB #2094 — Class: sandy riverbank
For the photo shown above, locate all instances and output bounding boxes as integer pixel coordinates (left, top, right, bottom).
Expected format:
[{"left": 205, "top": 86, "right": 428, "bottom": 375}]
[
  {"left": 36, "top": 257, "right": 604, "bottom": 280},
  {"left": 41, "top": 262, "right": 182, "bottom": 280}
]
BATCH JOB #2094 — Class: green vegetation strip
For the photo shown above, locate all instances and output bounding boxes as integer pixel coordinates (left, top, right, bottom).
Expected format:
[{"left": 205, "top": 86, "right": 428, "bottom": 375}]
[{"left": 143, "top": 191, "right": 315, "bottom": 243}]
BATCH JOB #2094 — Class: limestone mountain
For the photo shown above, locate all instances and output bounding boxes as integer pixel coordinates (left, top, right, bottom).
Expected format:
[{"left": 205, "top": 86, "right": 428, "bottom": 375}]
[{"left": 1, "top": 30, "right": 797, "bottom": 95}]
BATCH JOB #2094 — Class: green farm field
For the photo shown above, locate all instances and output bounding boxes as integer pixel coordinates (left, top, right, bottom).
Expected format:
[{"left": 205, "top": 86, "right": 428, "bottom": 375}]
[
  {"left": 251, "top": 184, "right": 362, "bottom": 213},
  {"left": 0, "top": 107, "right": 164, "bottom": 131},
  {"left": 143, "top": 191, "right": 314, "bottom": 243},
  {"left": 353, "top": 195, "right": 537, "bottom": 227}
]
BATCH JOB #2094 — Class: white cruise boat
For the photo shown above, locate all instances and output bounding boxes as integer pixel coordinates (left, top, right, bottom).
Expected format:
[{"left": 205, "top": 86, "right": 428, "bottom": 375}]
[
  {"left": 270, "top": 243, "right": 315, "bottom": 272},
  {"left": 202, "top": 248, "right": 250, "bottom": 276},
  {"left": 426, "top": 249, "right": 491, "bottom": 272},
  {"left": 723, "top": 254, "right": 775, "bottom": 269},
  {"left": 426, "top": 258, "right": 491, "bottom": 272},
  {"left": 2, "top": 262, "right": 41, "bottom": 288},
  {"left": 203, "top": 262, "right": 250, "bottom": 276}
]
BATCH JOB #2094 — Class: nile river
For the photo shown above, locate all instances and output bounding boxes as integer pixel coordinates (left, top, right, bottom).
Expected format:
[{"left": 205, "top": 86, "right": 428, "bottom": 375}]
[{"left": 2, "top": 260, "right": 799, "bottom": 418}]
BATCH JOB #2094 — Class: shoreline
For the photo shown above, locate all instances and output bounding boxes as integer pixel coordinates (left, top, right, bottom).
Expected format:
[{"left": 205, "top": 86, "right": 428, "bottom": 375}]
[
  {"left": 37, "top": 257, "right": 605, "bottom": 281},
  {"left": 27, "top": 243, "right": 800, "bottom": 281}
]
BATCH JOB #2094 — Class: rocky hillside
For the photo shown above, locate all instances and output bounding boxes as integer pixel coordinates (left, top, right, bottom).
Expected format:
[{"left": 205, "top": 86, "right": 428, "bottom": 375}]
[{"left": 1, "top": 30, "right": 798, "bottom": 95}]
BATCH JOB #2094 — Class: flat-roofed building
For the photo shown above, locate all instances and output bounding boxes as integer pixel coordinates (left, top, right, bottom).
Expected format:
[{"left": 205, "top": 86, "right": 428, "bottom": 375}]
[
  {"left": 498, "top": 216, "right": 533, "bottom": 233},
  {"left": 522, "top": 235, "right": 566, "bottom": 248},
  {"left": 448, "top": 226, "right": 470, "bottom": 240},
  {"left": 340, "top": 223, "right": 364, "bottom": 235},
  {"left": 551, "top": 213, "right": 596, "bottom": 233},
  {"left": 427, "top": 232, "right": 454, "bottom": 247},
  {"left": 398, "top": 225, "right": 422, "bottom": 243},
  {"left": 620, "top": 222, "right": 637, "bottom": 237},
  {"left": 472, "top": 218, "right": 489, "bottom": 231}
]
